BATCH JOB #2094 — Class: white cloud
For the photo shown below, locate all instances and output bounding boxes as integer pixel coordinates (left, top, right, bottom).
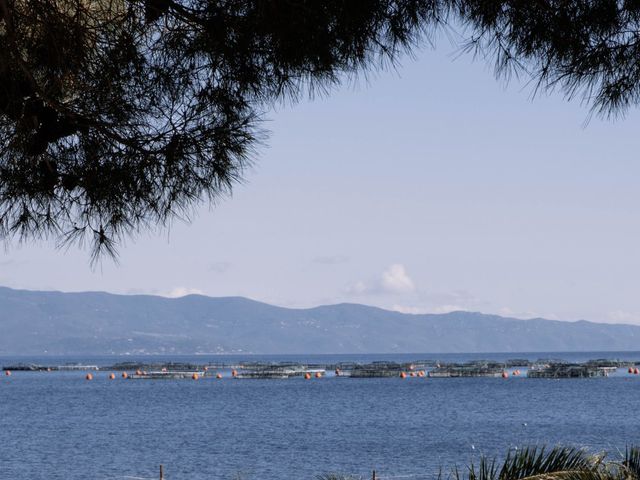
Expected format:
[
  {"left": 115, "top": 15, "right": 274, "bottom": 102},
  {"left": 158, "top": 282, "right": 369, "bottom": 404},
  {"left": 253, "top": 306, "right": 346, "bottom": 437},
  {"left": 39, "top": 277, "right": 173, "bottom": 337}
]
[
  {"left": 431, "top": 304, "right": 465, "bottom": 314},
  {"left": 381, "top": 264, "right": 415, "bottom": 293},
  {"left": 497, "top": 307, "right": 558, "bottom": 320},
  {"left": 344, "top": 281, "right": 368, "bottom": 295},
  {"left": 164, "top": 287, "right": 204, "bottom": 298},
  {"left": 607, "top": 310, "right": 640, "bottom": 325},
  {"left": 392, "top": 305, "right": 430, "bottom": 314},
  {"left": 344, "top": 264, "right": 416, "bottom": 296}
]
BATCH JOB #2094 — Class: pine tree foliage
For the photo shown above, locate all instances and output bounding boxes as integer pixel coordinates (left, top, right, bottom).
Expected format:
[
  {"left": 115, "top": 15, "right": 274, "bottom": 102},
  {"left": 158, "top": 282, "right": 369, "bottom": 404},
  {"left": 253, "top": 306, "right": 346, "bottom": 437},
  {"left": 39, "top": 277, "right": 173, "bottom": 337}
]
[{"left": 0, "top": 0, "right": 639, "bottom": 259}]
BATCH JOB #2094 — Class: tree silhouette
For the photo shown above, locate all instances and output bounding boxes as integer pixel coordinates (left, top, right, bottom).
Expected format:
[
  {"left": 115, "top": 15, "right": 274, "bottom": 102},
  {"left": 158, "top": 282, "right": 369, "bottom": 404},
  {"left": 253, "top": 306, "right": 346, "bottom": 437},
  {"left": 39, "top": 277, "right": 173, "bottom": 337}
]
[{"left": 0, "top": 0, "right": 638, "bottom": 260}]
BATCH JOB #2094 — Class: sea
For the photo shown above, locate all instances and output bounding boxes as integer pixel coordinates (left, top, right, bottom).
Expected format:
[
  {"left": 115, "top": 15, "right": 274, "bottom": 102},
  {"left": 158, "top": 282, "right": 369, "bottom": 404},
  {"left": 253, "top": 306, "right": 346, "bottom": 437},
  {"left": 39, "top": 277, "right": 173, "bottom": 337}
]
[{"left": 1, "top": 351, "right": 639, "bottom": 480}]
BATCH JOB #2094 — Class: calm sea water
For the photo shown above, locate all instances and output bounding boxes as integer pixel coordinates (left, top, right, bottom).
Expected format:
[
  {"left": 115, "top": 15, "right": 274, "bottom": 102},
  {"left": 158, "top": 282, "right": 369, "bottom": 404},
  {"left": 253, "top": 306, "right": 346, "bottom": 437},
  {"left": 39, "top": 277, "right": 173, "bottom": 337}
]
[{"left": 1, "top": 352, "right": 640, "bottom": 480}]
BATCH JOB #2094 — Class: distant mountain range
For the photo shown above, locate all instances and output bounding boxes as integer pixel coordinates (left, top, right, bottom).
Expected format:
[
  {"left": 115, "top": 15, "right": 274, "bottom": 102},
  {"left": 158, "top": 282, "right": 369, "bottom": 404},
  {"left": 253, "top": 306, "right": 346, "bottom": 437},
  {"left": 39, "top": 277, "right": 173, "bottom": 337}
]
[{"left": 0, "top": 286, "right": 638, "bottom": 355}]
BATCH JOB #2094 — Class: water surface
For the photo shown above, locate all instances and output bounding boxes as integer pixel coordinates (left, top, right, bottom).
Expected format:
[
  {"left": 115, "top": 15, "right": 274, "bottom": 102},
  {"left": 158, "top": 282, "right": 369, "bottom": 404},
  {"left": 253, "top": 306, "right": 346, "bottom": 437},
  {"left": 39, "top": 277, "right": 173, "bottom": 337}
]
[{"left": 1, "top": 353, "right": 639, "bottom": 480}]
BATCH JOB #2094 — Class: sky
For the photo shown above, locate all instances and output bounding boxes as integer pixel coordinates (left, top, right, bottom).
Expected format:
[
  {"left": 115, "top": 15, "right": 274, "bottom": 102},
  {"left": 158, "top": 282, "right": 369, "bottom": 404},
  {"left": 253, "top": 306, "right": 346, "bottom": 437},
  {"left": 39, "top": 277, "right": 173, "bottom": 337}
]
[{"left": 2, "top": 40, "right": 640, "bottom": 324}]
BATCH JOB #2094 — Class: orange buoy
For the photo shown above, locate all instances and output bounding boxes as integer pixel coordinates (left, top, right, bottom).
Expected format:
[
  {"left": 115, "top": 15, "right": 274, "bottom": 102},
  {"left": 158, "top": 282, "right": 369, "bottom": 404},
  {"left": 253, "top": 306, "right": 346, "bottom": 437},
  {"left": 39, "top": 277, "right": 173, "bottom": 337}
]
[
  {"left": 136, "top": 370, "right": 142, "bottom": 375},
  {"left": 304, "top": 373, "right": 311, "bottom": 380},
  {"left": 231, "top": 369, "right": 237, "bottom": 377},
  {"left": 635, "top": 368, "right": 639, "bottom": 375},
  {"left": 216, "top": 373, "right": 222, "bottom": 379},
  {"left": 122, "top": 372, "right": 128, "bottom": 379},
  {"left": 501, "top": 371, "right": 508, "bottom": 379},
  {"left": 400, "top": 372, "right": 407, "bottom": 379},
  {"left": 85, "top": 373, "right": 93, "bottom": 381},
  {"left": 410, "top": 372, "right": 416, "bottom": 377},
  {"left": 315, "top": 372, "right": 322, "bottom": 378},
  {"left": 109, "top": 373, "right": 116, "bottom": 380},
  {"left": 5, "top": 370, "right": 11, "bottom": 376},
  {"left": 192, "top": 373, "right": 199, "bottom": 380},
  {"left": 419, "top": 370, "right": 425, "bottom": 377}
]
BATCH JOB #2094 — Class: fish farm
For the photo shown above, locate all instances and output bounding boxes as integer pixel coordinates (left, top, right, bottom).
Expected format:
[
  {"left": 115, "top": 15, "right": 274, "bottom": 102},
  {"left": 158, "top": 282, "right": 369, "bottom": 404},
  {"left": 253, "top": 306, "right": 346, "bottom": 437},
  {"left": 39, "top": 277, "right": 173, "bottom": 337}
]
[
  {"left": 527, "top": 363, "right": 615, "bottom": 378},
  {"left": 428, "top": 361, "right": 507, "bottom": 378},
  {"left": 2, "top": 358, "right": 639, "bottom": 380}
]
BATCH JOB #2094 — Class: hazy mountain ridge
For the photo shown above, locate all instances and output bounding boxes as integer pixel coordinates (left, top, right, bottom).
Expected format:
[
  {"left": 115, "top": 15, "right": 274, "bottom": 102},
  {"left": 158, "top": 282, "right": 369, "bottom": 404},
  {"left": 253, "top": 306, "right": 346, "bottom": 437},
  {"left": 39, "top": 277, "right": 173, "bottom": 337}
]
[{"left": 0, "top": 286, "right": 637, "bottom": 355}]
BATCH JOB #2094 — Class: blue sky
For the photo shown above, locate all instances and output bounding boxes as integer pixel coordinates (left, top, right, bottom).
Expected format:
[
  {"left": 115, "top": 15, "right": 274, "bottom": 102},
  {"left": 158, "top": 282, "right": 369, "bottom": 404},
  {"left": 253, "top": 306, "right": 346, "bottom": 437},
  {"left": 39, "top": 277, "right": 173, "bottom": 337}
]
[{"left": 2, "top": 41, "right": 640, "bottom": 324}]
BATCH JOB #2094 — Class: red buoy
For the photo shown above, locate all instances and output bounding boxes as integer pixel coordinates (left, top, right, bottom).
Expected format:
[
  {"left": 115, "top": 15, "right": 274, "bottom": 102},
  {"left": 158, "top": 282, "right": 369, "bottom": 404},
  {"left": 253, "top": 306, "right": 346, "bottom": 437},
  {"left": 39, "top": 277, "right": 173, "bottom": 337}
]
[
  {"left": 634, "top": 368, "right": 639, "bottom": 375},
  {"left": 4, "top": 370, "right": 11, "bottom": 376},
  {"left": 315, "top": 372, "right": 322, "bottom": 378},
  {"left": 304, "top": 373, "right": 311, "bottom": 380},
  {"left": 629, "top": 367, "right": 634, "bottom": 374},
  {"left": 231, "top": 369, "right": 238, "bottom": 377}
]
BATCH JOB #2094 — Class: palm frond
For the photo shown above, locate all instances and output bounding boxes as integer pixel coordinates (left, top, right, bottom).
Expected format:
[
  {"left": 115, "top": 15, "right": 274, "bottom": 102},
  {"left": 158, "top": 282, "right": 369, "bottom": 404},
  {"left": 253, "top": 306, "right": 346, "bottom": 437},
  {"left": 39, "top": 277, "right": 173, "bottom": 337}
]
[
  {"left": 316, "top": 474, "right": 361, "bottom": 480},
  {"left": 457, "top": 446, "right": 617, "bottom": 480},
  {"left": 469, "top": 455, "right": 499, "bottom": 480},
  {"left": 499, "top": 446, "right": 595, "bottom": 480},
  {"left": 622, "top": 447, "right": 640, "bottom": 480}
]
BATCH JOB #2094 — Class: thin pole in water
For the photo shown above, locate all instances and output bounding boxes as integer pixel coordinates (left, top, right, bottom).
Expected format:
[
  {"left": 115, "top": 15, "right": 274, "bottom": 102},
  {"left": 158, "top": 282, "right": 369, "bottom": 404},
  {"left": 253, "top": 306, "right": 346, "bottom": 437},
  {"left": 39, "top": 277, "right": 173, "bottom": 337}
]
[
  {"left": 372, "top": 470, "right": 376, "bottom": 480},
  {"left": 160, "top": 465, "right": 164, "bottom": 480}
]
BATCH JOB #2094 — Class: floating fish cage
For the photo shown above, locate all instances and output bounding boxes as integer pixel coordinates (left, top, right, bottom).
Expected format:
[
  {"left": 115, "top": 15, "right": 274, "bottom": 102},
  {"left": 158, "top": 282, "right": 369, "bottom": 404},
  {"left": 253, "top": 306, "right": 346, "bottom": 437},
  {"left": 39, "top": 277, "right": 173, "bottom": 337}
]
[
  {"left": 2, "top": 363, "right": 54, "bottom": 371},
  {"left": 412, "top": 360, "right": 439, "bottom": 368},
  {"left": 527, "top": 363, "right": 611, "bottom": 378},
  {"left": 428, "top": 362, "right": 506, "bottom": 378},
  {"left": 107, "top": 361, "right": 203, "bottom": 372},
  {"left": 57, "top": 364, "right": 99, "bottom": 371},
  {"left": 235, "top": 363, "right": 324, "bottom": 379},
  {"left": 505, "top": 359, "right": 532, "bottom": 367},
  {"left": 235, "top": 371, "right": 290, "bottom": 379},
  {"left": 338, "top": 362, "right": 405, "bottom": 378},
  {"left": 584, "top": 359, "right": 634, "bottom": 368},
  {"left": 128, "top": 370, "right": 206, "bottom": 380},
  {"left": 333, "top": 362, "right": 358, "bottom": 376}
]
